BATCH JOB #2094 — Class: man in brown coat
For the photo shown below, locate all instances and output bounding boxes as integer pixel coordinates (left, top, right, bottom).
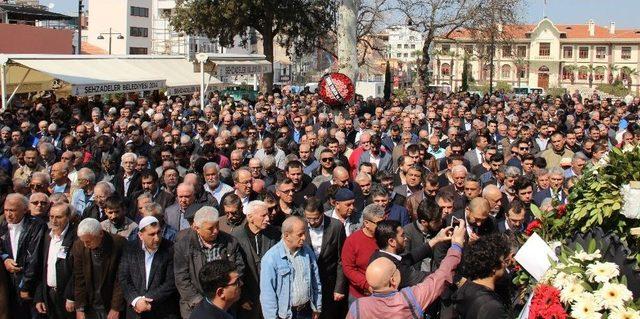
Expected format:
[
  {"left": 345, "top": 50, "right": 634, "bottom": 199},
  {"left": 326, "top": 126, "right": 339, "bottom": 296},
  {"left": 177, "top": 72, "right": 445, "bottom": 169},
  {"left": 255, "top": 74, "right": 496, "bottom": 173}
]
[{"left": 72, "top": 218, "right": 126, "bottom": 319}]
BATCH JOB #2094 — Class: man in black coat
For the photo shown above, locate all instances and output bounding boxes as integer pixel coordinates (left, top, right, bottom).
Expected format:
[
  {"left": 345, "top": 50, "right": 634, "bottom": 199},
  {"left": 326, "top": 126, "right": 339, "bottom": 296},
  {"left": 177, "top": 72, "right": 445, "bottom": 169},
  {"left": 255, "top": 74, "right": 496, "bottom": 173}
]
[
  {"left": 35, "top": 203, "right": 77, "bottom": 319},
  {"left": 231, "top": 201, "right": 280, "bottom": 319},
  {"left": 303, "top": 198, "right": 348, "bottom": 319},
  {"left": 118, "top": 216, "right": 180, "bottom": 319},
  {"left": 0, "top": 193, "right": 47, "bottom": 319},
  {"left": 113, "top": 153, "right": 142, "bottom": 203}
]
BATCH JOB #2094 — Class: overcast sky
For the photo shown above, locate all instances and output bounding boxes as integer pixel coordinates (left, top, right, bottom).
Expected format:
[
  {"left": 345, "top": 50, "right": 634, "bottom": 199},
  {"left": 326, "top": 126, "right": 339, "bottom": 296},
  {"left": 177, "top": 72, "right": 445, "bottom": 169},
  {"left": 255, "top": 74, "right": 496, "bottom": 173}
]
[{"left": 42, "top": 0, "right": 640, "bottom": 28}]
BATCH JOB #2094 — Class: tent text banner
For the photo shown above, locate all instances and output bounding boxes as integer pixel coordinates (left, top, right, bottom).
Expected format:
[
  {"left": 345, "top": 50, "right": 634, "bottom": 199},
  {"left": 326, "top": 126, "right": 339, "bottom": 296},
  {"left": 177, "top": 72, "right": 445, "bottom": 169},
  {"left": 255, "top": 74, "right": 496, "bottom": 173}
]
[{"left": 72, "top": 80, "right": 166, "bottom": 96}]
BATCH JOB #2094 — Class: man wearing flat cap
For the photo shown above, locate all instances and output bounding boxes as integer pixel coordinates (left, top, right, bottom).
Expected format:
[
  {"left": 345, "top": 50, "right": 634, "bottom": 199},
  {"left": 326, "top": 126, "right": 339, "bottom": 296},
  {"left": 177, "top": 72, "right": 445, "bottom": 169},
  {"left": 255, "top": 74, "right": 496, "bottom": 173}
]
[
  {"left": 325, "top": 188, "right": 361, "bottom": 237},
  {"left": 118, "top": 216, "right": 179, "bottom": 318}
]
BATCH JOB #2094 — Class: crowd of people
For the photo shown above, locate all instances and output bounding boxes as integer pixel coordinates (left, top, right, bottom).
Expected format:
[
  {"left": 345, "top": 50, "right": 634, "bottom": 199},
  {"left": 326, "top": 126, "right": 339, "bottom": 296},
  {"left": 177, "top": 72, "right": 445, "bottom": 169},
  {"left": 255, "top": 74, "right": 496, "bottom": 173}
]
[{"left": 0, "top": 88, "right": 638, "bottom": 319}]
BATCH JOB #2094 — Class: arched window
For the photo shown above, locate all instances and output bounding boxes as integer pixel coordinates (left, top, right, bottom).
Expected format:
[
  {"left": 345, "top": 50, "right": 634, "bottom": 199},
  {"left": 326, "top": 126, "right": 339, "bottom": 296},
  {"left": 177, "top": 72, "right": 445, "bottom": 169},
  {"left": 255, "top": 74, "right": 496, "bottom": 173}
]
[
  {"left": 538, "top": 65, "right": 550, "bottom": 73},
  {"left": 562, "top": 66, "right": 573, "bottom": 80},
  {"left": 441, "top": 63, "right": 451, "bottom": 76},
  {"left": 578, "top": 66, "right": 589, "bottom": 80},
  {"left": 594, "top": 66, "right": 605, "bottom": 81},
  {"left": 501, "top": 65, "right": 511, "bottom": 79}
]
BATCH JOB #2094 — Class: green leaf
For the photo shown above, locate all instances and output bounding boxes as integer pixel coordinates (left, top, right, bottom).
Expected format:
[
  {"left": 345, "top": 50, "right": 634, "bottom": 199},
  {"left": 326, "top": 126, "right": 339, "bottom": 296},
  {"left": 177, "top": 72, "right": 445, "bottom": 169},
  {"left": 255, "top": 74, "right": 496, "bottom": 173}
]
[
  {"left": 588, "top": 238, "right": 597, "bottom": 253},
  {"left": 530, "top": 204, "right": 543, "bottom": 220}
]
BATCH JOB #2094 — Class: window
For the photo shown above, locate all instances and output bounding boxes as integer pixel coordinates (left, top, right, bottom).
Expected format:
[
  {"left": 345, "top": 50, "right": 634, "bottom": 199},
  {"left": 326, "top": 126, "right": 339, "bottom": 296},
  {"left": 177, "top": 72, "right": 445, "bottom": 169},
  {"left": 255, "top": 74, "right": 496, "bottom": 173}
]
[
  {"left": 397, "top": 44, "right": 402, "bottom": 49},
  {"left": 404, "top": 53, "right": 408, "bottom": 57},
  {"left": 539, "top": 43, "right": 550, "bottom": 56},
  {"left": 594, "top": 66, "right": 605, "bottom": 81},
  {"left": 622, "top": 47, "right": 632, "bottom": 60},
  {"left": 464, "top": 45, "right": 474, "bottom": 55},
  {"left": 441, "top": 44, "right": 451, "bottom": 54},
  {"left": 579, "top": 47, "right": 589, "bottom": 59},
  {"left": 441, "top": 63, "right": 451, "bottom": 76},
  {"left": 596, "top": 47, "right": 606, "bottom": 59},
  {"left": 130, "top": 6, "right": 149, "bottom": 17},
  {"left": 578, "top": 66, "right": 589, "bottom": 80},
  {"left": 517, "top": 46, "right": 527, "bottom": 57},
  {"left": 502, "top": 45, "right": 512, "bottom": 58},
  {"left": 518, "top": 67, "right": 526, "bottom": 78},
  {"left": 562, "top": 66, "right": 573, "bottom": 80},
  {"left": 501, "top": 65, "right": 511, "bottom": 78},
  {"left": 404, "top": 44, "right": 409, "bottom": 49},
  {"left": 129, "top": 47, "right": 148, "bottom": 55},
  {"left": 130, "top": 27, "right": 148, "bottom": 37},
  {"left": 409, "top": 36, "right": 415, "bottom": 41},
  {"left": 411, "top": 52, "right": 416, "bottom": 57},
  {"left": 411, "top": 44, "right": 415, "bottom": 49},
  {"left": 563, "top": 46, "right": 573, "bottom": 59},
  {"left": 397, "top": 53, "right": 401, "bottom": 58}
]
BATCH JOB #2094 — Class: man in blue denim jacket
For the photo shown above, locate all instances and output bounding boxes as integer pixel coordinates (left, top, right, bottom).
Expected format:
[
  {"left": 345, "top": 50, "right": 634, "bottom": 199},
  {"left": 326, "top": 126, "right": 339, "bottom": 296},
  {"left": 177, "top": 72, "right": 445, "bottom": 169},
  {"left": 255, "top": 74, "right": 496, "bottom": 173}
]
[{"left": 260, "top": 216, "right": 322, "bottom": 319}]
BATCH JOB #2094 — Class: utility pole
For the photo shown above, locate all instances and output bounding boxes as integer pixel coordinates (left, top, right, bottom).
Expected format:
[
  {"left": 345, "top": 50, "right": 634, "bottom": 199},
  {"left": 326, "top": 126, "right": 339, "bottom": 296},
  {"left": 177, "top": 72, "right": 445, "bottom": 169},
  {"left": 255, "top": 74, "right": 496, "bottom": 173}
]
[{"left": 78, "top": 0, "right": 83, "bottom": 54}]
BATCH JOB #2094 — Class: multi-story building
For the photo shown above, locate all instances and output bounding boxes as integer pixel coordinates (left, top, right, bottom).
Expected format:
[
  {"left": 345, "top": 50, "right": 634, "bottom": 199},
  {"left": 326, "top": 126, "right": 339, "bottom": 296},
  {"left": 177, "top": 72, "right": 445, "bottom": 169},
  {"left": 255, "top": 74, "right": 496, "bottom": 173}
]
[
  {"left": 383, "top": 25, "right": 423, "bottom": 63},
  {"left": 432, "top": 18, "right": 640, "bottom": 92},
  {"left": 87, "top": 0, "right": 152, "bottom": 55}
]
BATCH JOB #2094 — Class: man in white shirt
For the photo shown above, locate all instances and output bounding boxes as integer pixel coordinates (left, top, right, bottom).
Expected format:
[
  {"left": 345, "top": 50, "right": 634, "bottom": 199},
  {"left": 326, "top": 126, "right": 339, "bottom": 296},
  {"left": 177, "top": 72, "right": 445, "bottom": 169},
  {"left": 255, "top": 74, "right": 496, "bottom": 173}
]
[
  {"left": 1, "top": 193, "right": 47, "bottom": 319},
  {"left": 203, "top": 162, "right": 233, "bottom": 204},
  {"left": 35, "top": 203, "right": 77, "bottom": 319},
  {"left": 118, "top": 216, "right": 180, "bottom": 318}
]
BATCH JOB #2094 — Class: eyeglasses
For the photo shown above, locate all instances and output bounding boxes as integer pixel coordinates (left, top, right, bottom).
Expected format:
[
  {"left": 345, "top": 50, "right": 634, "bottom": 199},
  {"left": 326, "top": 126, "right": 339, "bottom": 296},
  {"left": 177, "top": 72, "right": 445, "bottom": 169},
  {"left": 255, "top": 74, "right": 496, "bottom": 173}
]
[
  {"left": 30, "top": 201, "right": 48, "bottom": 206},
  {"left": 321, "top": 158, "right": 333, "bottom": 162},
  {"left": 279, "top": 189, "right": 295, "bottom": 194},
  {"left": 226, "top": 278, "right": 243, "bottom": 287}
]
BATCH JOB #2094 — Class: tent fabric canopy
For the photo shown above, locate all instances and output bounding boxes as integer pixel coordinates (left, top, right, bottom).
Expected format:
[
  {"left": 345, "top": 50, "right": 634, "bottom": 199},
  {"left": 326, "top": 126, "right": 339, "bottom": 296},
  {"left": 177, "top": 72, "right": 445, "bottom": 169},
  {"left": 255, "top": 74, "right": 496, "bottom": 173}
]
[{"left": 0, "top": 55, "right": 221, "bottom": 97}]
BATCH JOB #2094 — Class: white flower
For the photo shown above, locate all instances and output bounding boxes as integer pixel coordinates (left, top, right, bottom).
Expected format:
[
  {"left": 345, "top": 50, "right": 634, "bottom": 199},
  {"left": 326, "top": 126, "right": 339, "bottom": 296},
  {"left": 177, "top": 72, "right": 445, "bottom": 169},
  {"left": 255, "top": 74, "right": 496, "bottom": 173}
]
[
  {"left": 609, "top": 307, "right": 640, "bottom": 319},
  {"left": 552, "top": 272, "right": 582, "bottom": 290},
  {"left": 596, "top": 283, "right": 633, "bottom": 310},
  {"left": 560, "top": 282, "right": 585, "bottom": 303},
  {"left": 573, "top": 250, "right": 602, "bottom": 262},
  {"left": 574, "top": 292, "right": 604, "bottom": 312},
  {"left": 586, "top": 262, "right": 620, "bottom": 283},
  {"left": 572, "top": 298, "right": 603, "bottom": 319}
]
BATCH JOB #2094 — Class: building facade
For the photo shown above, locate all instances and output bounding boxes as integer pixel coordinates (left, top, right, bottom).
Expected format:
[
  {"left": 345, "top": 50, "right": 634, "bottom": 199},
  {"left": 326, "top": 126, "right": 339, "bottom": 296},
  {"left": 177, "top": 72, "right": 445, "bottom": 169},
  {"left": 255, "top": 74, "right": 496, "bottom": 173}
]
[
  {"left": 432, "top": 18, "right": 640, "bottom": 92},
  {"left": 87, "top": 0, "right": 152, "bottom": 55}
]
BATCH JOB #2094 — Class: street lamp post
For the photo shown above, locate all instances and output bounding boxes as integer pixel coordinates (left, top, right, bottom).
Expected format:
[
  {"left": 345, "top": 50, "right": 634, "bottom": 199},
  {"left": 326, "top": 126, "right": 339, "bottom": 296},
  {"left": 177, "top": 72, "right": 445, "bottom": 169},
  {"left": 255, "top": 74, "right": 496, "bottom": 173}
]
[{"left": 97, "top": 28, "right": 124, "bottom": 55}]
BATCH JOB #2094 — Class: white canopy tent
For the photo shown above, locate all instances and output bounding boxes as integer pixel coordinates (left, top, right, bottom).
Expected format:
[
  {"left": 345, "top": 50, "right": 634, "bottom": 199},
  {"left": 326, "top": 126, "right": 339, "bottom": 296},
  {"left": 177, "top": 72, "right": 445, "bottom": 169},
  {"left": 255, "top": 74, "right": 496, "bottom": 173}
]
[{"left": 0, "top": 54, "right": 223, "bottom": 111}]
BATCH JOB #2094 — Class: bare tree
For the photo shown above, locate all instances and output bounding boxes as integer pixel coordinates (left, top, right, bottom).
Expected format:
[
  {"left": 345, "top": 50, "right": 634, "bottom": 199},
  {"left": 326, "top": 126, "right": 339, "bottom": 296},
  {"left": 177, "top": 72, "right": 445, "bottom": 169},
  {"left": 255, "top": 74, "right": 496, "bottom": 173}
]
[
  {"left": 318, "top": 0, "right": 394, "bottom": 68},
  {"left": 396, "top": 0, "right": 524, "bottom": 93}
]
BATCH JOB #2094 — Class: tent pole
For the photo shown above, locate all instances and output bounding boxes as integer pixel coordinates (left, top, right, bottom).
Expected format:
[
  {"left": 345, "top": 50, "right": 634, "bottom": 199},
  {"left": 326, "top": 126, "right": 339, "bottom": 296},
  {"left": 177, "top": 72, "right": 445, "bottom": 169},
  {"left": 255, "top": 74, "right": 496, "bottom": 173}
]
[
  {"left": 200, "top": 60, "right": 205, "bottom": 108},
  {"left": 6, "top": 69, "right": 30, "bottom": 107},
  {"left": 0, "top": 63, "right": 6, "bottom": 113}
]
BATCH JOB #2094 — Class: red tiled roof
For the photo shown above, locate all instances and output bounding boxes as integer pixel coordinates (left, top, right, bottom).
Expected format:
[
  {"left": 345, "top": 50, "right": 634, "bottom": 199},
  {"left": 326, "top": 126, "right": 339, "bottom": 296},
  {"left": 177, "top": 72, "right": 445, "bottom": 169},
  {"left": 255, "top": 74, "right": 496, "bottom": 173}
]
[
  {"left": 0, "top": 23, "right": 73, "bottom": 54},
  {"left": 447, "top": 21, "right": 640, "bottom": 40},
  {"left": 80, "top": 41, "right": 107, "bottom": 55}
]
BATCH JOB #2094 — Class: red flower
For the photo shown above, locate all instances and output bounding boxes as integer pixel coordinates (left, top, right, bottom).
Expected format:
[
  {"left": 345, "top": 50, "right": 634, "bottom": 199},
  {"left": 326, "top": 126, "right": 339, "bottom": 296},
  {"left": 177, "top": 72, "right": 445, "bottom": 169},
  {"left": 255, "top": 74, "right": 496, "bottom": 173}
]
[
  {"left": 556, "top": 204, "right": 567, "bottom": 217},
  {"left": 525, "top": 219, "right": 542, "bottom": 236},
  {"left": 529, "top": 284, "right": 567, "bottom": 319}
]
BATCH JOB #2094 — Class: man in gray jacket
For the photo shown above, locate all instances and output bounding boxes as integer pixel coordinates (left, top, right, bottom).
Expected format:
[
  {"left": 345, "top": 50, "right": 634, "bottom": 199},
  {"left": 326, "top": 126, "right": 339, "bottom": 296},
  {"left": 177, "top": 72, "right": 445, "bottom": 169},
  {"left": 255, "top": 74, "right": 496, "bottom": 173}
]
[{"left": 173, "top": 206, "right": 244, "bottom": 318}]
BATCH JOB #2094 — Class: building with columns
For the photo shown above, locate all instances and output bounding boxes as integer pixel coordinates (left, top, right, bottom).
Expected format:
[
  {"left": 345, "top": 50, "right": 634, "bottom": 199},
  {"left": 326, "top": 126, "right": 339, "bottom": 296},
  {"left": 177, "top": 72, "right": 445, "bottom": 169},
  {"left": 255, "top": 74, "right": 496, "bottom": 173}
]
[{"left": 432, "top": 18, "right": 640, "bottom": 92}]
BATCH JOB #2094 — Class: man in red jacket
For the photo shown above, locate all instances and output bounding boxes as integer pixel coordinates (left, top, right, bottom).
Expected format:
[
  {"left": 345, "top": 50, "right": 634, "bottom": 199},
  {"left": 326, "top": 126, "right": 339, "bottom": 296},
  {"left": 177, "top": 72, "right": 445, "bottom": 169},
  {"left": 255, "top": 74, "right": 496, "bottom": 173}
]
[{"left": 341, "top": 203, "right": 385, "bottom": 303}]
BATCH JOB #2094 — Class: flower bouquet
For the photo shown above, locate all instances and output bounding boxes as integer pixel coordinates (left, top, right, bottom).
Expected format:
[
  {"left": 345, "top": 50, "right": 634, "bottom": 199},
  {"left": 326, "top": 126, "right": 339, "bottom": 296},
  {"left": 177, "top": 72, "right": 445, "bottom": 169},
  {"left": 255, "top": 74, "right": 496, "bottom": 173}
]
[{"left": 528, "top": 242, "right": 640, "bottom": 319}]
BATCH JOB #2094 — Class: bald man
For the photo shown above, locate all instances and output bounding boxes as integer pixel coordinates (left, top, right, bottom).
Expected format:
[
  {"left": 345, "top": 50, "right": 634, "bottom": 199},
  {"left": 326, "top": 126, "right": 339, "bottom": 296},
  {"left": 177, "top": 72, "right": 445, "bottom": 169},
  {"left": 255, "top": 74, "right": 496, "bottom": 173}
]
[
  {"left": 446, "top": 197, "right": 497, "bottom": 243},
  {"left": 347, "top": 220, "right": 466, "bottom": 319}
]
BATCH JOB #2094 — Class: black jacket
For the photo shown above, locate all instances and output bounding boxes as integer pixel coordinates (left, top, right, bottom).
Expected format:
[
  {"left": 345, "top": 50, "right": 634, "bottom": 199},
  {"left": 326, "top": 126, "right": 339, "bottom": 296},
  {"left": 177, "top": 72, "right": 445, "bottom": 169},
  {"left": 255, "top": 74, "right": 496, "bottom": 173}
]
[
  {"left": 81, "top": 202, "right": 107, "bottom": 222},
  {"left": 231, "top": 224, "right": 280, "bottom": 319},
  {"left": 368, "top": 244, "right": 431, "bottom": 289},
  {"left": 0, "top": 216, "right": 46, "bottom": 294},
  {"left": 452, "top": 281, "right": 508, "bottom": 319},
  {"left": 118, "top": 238, "right": 180, "bottom": 319},
  {"left": 34, "top": 223, "right": 77, "bottom": 307},
  {"left": 304, "top": 216, "right": 348, "bottom": 318},
  {"left": 113, "top": 171, "right": 142, "bottom": 203}
]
